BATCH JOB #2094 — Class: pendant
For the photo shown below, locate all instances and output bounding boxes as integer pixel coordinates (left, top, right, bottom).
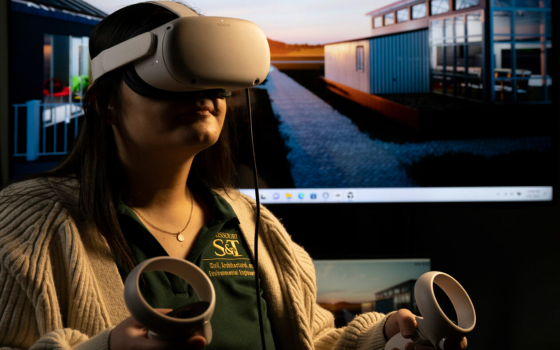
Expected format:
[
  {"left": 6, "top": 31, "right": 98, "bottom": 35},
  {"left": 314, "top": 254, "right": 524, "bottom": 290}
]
[{"left": 177, "top": 234, "right": 185, "bottom": 242}]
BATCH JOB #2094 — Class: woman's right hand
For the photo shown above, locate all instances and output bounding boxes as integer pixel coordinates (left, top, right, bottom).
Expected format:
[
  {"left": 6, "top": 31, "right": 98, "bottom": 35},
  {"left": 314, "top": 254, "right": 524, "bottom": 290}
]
[{"left": 109, "top": 309, "right": 206, "bottom": 350}]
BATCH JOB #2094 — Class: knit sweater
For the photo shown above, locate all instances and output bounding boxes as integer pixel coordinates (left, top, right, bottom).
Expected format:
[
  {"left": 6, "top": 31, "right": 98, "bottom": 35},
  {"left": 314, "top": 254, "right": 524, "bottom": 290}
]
[{"left": 0, "top": 177, "right": 392, "bottom": 350}]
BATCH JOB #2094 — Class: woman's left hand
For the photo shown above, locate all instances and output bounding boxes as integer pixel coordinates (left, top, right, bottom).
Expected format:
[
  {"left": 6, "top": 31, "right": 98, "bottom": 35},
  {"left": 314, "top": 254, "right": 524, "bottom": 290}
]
[{"left": 384, "top": 309, "right": 468, "bottom": 350}]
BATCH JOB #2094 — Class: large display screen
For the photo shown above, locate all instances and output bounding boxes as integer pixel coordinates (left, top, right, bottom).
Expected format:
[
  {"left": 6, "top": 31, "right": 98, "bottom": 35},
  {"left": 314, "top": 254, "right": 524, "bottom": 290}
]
[{"left": 229, "top": 1, "right": 556, "bottom": 204}]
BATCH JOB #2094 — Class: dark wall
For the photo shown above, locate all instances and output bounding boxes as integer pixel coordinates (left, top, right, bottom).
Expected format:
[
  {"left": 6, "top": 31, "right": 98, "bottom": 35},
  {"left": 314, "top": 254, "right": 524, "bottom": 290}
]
[
  {"left": 10, "top": 11, "right": 96, "bottom": 104},
  {"left": 265, "top": 200, "right": 560, "bottom": 349}
]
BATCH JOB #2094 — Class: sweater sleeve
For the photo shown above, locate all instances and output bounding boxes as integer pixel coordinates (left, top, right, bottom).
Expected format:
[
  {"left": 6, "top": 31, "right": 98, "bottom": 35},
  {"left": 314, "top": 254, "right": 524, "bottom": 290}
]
[
  {"left": 289, "top": 241, "right": 394, "bottom": 350},
  {"left": 0, "top": 180, "right": 112, "bottom": 350},
  {"left": 312, "top": 304, "right": 396, "bottom": 350}
]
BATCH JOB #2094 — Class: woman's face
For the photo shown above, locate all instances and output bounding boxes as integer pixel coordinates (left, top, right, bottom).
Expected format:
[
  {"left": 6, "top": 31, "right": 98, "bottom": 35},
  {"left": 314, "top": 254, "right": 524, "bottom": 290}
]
[{"left": 112, "top": 81, "right": 227, "bottom": 159}]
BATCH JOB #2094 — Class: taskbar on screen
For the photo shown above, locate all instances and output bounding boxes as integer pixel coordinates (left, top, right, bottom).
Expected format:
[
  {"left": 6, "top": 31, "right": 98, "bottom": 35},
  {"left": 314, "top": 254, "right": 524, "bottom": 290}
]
[{"left": 238, "top": 187, "right": 553, "bottom": 204}]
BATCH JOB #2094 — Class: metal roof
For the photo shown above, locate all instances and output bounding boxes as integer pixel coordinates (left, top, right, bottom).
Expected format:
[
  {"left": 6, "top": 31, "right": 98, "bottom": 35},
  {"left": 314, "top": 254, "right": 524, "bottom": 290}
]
[{"left": 19, "top": 0, "right": 107, "bottom": 18}]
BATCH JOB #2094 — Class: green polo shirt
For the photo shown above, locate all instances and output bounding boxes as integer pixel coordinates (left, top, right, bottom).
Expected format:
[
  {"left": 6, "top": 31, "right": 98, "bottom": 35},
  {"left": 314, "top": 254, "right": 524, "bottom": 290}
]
[{"left": 114, "top": 184, "right": 275, "bottom": 349}]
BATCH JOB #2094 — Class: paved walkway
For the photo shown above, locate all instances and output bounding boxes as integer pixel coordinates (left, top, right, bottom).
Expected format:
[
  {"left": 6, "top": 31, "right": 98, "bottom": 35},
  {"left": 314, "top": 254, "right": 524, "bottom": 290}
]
[{"left": 258, "top": 68, "right": 551, "bottom": 188}]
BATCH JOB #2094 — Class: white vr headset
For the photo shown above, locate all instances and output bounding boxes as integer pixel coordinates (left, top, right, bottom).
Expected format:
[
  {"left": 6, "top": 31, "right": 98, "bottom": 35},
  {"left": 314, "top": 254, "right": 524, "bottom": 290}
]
[{"left": 91, "top": 1, "right": 271, "bottom": 98}]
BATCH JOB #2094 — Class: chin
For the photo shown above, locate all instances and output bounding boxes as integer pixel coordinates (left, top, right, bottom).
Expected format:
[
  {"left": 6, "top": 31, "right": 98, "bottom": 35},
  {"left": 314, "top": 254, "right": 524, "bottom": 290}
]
[
  {"left": 175, "top": 120, "right": 219, "bottom": 140},
  {"left": 181, "top": 133, "right": 220, "bottom": 152}
]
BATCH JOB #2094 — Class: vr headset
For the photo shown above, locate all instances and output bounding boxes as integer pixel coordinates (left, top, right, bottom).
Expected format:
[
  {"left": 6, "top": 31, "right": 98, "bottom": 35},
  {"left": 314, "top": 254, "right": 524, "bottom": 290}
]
[{"left": 91, "top": 1, "right": 271, "bottom": 98}]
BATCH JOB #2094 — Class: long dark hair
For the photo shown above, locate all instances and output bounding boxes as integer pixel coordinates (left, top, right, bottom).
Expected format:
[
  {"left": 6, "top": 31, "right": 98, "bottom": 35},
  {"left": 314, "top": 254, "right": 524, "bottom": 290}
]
[{"left": 19, "top": 2, "right": 238, "bottom": 271}]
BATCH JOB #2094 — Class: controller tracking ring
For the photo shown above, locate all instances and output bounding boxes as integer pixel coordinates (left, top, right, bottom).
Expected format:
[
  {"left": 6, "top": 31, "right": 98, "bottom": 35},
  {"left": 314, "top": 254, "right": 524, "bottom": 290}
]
[
  {"left": 385, "top": 271, "right": 476, "bottom": 350},
  {"left": 124, "top": 257, "right": 216, "bottom": 342}
]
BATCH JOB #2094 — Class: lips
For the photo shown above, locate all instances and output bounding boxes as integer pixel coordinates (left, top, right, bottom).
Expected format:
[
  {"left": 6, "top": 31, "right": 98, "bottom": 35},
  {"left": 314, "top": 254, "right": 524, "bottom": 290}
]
[
  {"left": 197, "top": 105, "right": 212, "bottom": 113},
  {"left": 177, "top": 105, "right": 215, "bottom": 117}
]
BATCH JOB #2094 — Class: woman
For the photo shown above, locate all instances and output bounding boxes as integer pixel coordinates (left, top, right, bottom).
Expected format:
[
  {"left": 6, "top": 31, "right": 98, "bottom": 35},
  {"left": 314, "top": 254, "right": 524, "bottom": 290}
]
[{"left": 0, "top": 2, "right": 467, "bottom": 350}]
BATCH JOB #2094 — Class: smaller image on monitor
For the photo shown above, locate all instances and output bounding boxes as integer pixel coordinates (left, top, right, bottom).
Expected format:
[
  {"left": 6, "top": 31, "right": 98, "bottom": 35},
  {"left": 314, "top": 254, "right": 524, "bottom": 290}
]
[{"left": 313, "top": 258, "right": 431, "bottom": 327}]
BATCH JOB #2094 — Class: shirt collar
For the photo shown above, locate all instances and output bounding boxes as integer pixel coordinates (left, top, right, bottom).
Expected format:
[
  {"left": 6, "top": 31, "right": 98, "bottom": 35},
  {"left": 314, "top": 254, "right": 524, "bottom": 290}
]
[{"left": 116, "top": 181, "right": 239, "bottom": 226}]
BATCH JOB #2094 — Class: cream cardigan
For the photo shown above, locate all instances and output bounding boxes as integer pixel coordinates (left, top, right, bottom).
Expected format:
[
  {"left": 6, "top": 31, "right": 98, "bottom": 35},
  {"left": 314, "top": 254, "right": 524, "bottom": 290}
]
[{"left": 0, "top": 177, "right": 392, "bottom": 350}]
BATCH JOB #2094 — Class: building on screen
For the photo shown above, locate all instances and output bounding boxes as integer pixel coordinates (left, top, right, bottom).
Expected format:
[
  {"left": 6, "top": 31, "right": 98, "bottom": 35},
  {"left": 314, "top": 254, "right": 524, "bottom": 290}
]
[{"left": 324, "top": 0, "right": 552, "bottom": 104}]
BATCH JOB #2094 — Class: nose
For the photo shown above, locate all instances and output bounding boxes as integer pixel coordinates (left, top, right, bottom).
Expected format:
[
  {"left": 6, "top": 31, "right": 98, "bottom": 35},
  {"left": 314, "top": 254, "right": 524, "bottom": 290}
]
[{"left": 197, "top": 89, "right": 231, "bottom": 98}]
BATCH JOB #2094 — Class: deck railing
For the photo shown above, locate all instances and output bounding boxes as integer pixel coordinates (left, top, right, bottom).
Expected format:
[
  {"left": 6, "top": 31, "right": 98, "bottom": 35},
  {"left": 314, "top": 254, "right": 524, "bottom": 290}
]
[{"left": 13, "top": 100, "right": 83, "bottom": 161}]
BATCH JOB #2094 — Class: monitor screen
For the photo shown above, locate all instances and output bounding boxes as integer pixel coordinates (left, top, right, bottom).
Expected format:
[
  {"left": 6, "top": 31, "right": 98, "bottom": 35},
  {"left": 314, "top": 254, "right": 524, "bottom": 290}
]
[
  {"left": 229, "top": 2, "right": 556, "bottom": 204},
  {"left": 8, "top": 0, "right": 556, "bottom": 204},
  {"left": 312, "top": 258, "right": 431, "bottom": 327}
]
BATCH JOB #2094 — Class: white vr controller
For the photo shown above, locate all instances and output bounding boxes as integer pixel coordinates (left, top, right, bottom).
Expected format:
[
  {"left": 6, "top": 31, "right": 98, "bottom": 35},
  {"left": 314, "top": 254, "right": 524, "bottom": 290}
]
[
  {"left": 124, "top": 257, "right": 216, "bottom": 342},
  {"left": 385, "top": 271, "right": 476, "bottom": 350}
]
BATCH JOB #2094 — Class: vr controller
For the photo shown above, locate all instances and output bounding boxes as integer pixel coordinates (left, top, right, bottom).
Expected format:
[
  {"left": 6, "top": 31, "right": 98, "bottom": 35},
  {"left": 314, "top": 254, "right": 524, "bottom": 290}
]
[
  {"left": 385, "top": 271, "right": 476, "bottom": 350},
  {"left": 124, "top": 257, "right": 216, "bottom": 342}
]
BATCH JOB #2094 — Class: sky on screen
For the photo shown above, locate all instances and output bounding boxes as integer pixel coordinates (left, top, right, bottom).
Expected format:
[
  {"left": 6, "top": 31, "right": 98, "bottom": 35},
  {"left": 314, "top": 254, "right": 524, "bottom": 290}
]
[
  {"left": 314, "top": 260, "right": 430, "bottom": 304},
  {"left": 84, "top": 0, "right": 396, "bottom": 45}
]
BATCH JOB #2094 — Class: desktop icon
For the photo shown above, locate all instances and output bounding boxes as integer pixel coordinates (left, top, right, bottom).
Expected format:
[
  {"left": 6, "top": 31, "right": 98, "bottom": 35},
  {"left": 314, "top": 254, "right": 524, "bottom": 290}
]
[
  {"left": 273, "top": 193, "right": 280, "bottom": 200},
  {"left": 286, "top": 193, "right": 292, "bottom": 199},
  {"left": 298, "top": 193, "right": 305, "bottom": 199},
  {"left": 335, "top": 192, "right": 342, "bottom": 199},
  {"left": 347, "top": 192, "right": 354, "bottom": 199},
  {"left": 322, "top": 192, "right": 329, "bottom": 199},
  {"left": 310, "top": 193, "right": 317, "bottom": 199},
  {"left": 260, "top": 193, "right": 267, "bottom": 200}
]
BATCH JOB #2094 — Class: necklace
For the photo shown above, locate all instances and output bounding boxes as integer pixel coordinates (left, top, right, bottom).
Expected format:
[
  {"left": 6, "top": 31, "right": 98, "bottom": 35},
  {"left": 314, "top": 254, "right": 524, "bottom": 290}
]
[{"left": 131, "top": 189, "right": 194, "bottom": 242}]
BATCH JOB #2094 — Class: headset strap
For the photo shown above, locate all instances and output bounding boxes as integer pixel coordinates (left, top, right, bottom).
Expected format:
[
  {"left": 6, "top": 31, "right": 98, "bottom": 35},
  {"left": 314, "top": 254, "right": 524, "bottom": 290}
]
[
  {"left": 91, "top": 1, "right": 198, "bottom": 82},
  {"left": 146, "top": 1, "right": 198, "bottom": 17},
  {"left": 91, "top": 32, "right": 155, "bottom": 82}
]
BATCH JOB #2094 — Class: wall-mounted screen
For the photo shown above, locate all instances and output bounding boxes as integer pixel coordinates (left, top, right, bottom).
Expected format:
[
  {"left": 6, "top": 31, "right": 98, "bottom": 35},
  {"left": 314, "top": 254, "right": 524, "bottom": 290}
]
[{"left": 231, "top": 1, "right": 555, "bottom": 204}]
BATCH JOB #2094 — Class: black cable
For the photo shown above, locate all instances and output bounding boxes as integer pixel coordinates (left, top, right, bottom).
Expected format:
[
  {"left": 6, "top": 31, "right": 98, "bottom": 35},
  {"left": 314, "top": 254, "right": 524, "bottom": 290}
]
[{"left": 246, "top": 88, "right": 266, "bottom": 350}]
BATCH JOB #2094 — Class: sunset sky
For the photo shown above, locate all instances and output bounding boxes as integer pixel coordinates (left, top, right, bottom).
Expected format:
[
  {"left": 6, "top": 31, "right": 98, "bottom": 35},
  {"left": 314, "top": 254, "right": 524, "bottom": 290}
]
[
  {"left": 84, "top": 0, "right": 397, "bottom": 45},
  {"left": 313, "top": 259, "right": 430, "bottom": 304}
]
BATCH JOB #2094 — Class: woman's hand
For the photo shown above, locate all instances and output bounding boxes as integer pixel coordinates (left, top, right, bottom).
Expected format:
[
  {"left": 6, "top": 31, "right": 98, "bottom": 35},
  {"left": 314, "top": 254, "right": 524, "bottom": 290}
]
[
  {"left": 384, "top": 309, "right": 468, "bottom": 350},
  {"left": 109, "top": 309, "right": 206, "bottom": 350}
]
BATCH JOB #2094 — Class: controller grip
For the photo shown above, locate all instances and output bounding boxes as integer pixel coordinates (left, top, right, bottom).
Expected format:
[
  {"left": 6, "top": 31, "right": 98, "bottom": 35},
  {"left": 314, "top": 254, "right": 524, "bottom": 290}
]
[
  {"left": 385, "top": 330, "right": 432, "bottom": 350},
  {"left": 147, "top": 320, "right": 211, "bottom": 341},
  {"left": 385, "top": 332, "right": 414, "bottom": 350}
]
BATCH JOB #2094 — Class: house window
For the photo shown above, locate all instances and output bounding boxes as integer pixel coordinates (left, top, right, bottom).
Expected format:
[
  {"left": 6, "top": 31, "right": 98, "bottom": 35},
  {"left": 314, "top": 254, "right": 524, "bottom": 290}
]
[
  {"left": 429, "top": 11, "right": 486, "bottom": 102},
  {"left": 374, "top": 16, "right": 383, "bottom": 28},
  {"left": 430, "top": 19, "right": 444, "bottom": 44},
  {"left": 493, "top": 0, "right": 511, "bottom": 6},
  {"left": 456, "top": 0, "right": 480, "bottom": 10},
  {"left": 43, "top": 34, "right": 89, "bottom": 104},
  {"left": 466, "top": 12, "right": 483, "bottom": 40},
  {"left": 397, "top": 8, "right": 409, "bottom": 22},
  {"left": 412, "top": 3, "right": 427, "bottom": 19},
  {"left": 455, "top": 15, "right": 465, "bottom": 43},
  {"left": 515, "top": 0, "right": 550, "bottom": 7},
  {"left": 431, "top": 0, "right": 450, "bottom": 15},
  {"left": 384, "top": 12, "right": 395, "bottom": 25},
  {"left": 491, "top": 2, "right": 552, "bottom": 103},
  {"left": 356, "top": 46, "right": 364, "bottom": 72},
  {"left": 445, "top": 18, "right": 453, "bottom": 42}
]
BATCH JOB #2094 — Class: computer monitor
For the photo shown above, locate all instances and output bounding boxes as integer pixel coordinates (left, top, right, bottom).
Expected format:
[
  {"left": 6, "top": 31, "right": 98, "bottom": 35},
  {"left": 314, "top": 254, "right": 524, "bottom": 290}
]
[{"left": 231, "top": 1, "right": 556, "bottom": 205}]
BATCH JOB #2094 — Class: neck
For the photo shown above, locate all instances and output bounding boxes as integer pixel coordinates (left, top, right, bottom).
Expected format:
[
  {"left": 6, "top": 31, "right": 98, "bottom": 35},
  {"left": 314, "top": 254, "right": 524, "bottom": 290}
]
[{"left": 121, "top": 150, "right": 194, "bottom": 211}]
